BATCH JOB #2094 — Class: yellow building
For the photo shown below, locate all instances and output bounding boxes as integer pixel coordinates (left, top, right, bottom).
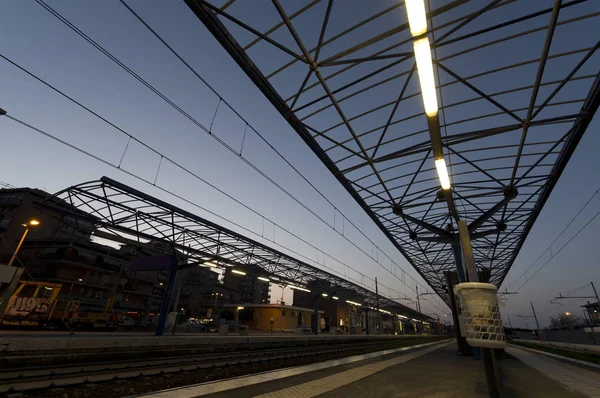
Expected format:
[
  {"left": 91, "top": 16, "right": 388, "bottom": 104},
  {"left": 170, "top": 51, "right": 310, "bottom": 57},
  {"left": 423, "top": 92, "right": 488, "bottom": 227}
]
[{"left": 226, "top": 304, "right": 324, "bottom": 332}]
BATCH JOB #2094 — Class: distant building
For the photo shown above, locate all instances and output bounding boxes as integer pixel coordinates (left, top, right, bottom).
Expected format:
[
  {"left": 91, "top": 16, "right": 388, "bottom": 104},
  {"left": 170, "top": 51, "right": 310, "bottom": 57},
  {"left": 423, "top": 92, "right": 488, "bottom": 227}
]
[
  {"left": 293, "top": 290, "right": 361, "bottom": 333},
  {"left": 0, "top": 187, "right": 235, "bottom": 325},
  {"left": 173, "top": 266, "right": 241, "bottom": 318},
  {"left": 224, "top": 303, "right": 323, "bottom": 332},
  {"left": 293, "top": 290, "right": 427, "bottom": 335},
  {"left": 0, "top": 187, "right": 92, "bottom": 261},
  {"left": 222, "top": 268, "right": 270, "bottom": 304}
]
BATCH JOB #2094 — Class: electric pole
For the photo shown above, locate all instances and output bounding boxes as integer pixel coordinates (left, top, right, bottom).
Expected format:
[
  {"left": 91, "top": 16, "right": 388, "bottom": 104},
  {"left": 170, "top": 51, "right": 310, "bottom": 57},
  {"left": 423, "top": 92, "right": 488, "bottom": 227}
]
[
  {"left": 416, "top": 285, "right": 421, "bottom": 312},
  {"left": 531, "top": 302, "right": 541, "bottom": 339},
  {"left": 516, "top": 303, "right": 543, "bottom": 341},
  {"left": 375, "top": 277, "right": 382, "bottom": 334}
]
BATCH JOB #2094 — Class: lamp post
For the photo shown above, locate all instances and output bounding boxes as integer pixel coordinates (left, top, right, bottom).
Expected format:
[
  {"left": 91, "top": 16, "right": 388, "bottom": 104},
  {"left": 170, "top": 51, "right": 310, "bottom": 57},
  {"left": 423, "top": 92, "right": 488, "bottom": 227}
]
[
  {"left": 7, "top": 219, "right": 40, "bottom": 267},
  {"left": 212, "top": 292, "right": 223, "bottom": 318},
  {"left": 279, "top": 285, "right": 285, "bottom": 332}
]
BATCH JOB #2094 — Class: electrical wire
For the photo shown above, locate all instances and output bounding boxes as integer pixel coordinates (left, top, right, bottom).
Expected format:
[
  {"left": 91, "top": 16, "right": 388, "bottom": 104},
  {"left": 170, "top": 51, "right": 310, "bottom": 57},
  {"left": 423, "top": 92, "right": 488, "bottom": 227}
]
[
  {"left": 504, "top": 187, "right": 600, "bottom": 293},
  {"left": 0, "top": 57, "right": 427, "bottom": 308},
  {"left": 505, "top": 281, "right": 598, "bottom": 331},
  {"left": 0, "top": 181, "right": 16, "bottom": 189},
  {"left": 24, "top": 0, "right": 448, "bottom": 311},
  {"left": 44, "top": 0, "right": 446, "bottom": 308},
  {"left": 516, "top": 210, "right": 600, "bottom": 293},
  {"left": 535, "top": 283, "right": 590, "bottom": 313},
  {"left": 0, "top": 112, "right": 420, "bottom": 308}
]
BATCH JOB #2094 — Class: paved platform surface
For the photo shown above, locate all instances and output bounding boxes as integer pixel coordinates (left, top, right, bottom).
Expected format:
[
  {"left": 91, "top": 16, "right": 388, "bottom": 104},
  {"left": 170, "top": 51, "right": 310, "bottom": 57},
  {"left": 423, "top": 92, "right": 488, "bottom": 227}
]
[
  {"left": 507, "top": 346, "right": 600, "bottom": 397},
  {"left": 142, "top": 340, "right": 600, "bottom": 398}
]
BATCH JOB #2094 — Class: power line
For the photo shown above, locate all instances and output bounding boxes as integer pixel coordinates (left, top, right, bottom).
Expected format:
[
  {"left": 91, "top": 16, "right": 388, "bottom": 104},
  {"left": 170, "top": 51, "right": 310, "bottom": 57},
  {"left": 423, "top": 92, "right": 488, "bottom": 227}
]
[
  {"left": 0, "top": 181, "right": 16, "bottom": 189},
  {"left": 536, "top": 283, "right": 591, "bottom": 313},
  {"left": 39, "top": 0, "right": 445, "bottom": 308},
  {"left": 0, "top": 55, "right": 437, "bottom": 309},
  {"left": 515, "top": 210, "right": 600, "bottom": 293},
  {"left": 22, "top": 0, "right": 448, "bottom": 310},
  {"left": 504, "top": 187, "right": 600, "bottom": 293},
  {"left": 0, "top": 112, "right": 424, "bottom": 309},
  {"left": 505, "top": 279, "right": 598, "bottom": 330}
]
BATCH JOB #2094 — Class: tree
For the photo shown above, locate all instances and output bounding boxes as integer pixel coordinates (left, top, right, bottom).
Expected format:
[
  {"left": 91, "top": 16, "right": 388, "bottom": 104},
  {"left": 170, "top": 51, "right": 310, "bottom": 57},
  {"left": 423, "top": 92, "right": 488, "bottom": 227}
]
[
  {"left": 220, "top": 309, "right": 234, "bottom": 321},
  {"left": 548, "top": 312, "right": 581, "bottom": 330}
]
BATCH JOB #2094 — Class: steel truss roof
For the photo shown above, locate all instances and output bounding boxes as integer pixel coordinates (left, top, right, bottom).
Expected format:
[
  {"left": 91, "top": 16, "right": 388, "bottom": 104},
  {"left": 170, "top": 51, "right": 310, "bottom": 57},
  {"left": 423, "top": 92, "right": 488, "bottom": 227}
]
[
  {"left": 38, "top": 177, "right": 428, "bottom": 320},
  {"left": 185, "top": 0, "right": 600, "bottom": 302}
]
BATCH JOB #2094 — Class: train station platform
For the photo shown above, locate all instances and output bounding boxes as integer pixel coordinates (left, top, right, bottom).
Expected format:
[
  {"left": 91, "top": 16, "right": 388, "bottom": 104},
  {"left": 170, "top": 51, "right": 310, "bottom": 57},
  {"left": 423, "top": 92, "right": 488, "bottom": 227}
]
[{"left": 141, "top": 340, "right": 600, "bottom": 398}]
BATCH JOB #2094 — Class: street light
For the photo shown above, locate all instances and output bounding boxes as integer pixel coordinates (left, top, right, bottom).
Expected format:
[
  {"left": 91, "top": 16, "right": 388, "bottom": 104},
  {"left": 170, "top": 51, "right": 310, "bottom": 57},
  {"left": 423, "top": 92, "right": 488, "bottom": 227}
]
[
  {"left": 7, "top": 219, "right": 40, "bottom": 267},
  {"left": 287, "top": 284, "right": 310, "bottom": 293},
  {"left": 404, "top": 0, "right": 453, "bottom": 192},
  {"left": 434, "top": 158, "right": 451, "bottom": 190},
  {"left": 404, "top": 0, "right": 427, "bottom": 36},
  {"left": 413, "top": 37, "right": 438, "bottom": 117}
]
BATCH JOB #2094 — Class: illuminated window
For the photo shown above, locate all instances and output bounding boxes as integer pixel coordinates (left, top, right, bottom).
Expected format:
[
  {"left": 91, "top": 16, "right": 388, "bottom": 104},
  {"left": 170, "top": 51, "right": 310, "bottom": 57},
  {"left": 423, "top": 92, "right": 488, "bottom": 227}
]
[{"left": 339, "top": 318, "right": 344, "bottom": 326}]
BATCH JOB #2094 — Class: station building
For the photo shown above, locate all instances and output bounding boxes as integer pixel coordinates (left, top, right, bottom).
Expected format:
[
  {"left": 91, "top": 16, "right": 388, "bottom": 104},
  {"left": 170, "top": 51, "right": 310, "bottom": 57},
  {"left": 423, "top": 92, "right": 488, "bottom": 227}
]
[{"left": 225, "top": 303, "right": 324, "bottom": 332}]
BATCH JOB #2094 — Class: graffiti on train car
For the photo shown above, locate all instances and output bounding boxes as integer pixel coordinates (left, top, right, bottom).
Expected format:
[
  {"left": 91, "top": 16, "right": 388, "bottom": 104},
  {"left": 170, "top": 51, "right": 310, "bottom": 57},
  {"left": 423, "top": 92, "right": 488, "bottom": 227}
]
[{"left": 5, "top": 296, "right": 52, "bottom": 316}]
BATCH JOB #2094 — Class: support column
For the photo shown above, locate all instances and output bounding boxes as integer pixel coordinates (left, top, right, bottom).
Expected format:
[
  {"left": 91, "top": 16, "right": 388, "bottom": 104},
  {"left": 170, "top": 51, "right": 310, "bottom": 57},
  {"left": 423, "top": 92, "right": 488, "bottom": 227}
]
[
  {"left": 365, "top": 309, "right": 369, "bottom": 335},
  {"left": 451, "top": 243, "right": 466, "bottom": 282},
  {"left": 458, "top": 220, "right": 478, "bottom": 281},
  {"left": 155, "top": 256, "right": 177, "bottom": 336},
  {"left": 449, "top": 244, "right": 471, "bottom": 355},
  {"left": 375, "top": 277, "right": 382, "bottom": 334},
  {"left": 313, "top": 296, "right": 319, "bottom": 335},
  {"left": 458, "top": 220, "right": 499, "bottom": 396}
]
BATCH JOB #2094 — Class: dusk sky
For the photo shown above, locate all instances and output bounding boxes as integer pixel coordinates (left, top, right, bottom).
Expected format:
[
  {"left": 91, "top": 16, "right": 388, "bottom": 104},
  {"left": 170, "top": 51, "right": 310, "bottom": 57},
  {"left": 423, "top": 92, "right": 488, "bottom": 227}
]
[{"left": 1, "top": 0, "right": 599, "bottom": 327}]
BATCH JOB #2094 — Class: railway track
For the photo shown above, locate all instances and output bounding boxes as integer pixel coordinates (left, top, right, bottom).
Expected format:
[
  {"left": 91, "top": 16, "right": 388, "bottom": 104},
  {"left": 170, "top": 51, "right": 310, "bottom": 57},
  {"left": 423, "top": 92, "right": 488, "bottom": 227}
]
[{"left": 1, "top": 339, "right": 432, "bottom": 393}]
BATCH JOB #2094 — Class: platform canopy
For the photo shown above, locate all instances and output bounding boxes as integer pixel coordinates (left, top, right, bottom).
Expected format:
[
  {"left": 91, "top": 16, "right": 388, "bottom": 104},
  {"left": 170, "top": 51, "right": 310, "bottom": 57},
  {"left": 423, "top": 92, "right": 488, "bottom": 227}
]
[
  {"left": 38, "top": 177, "right": 430, "bottom": 321},
  {"left": 185, "top": 0, "right": 600, "bottom": 302}
]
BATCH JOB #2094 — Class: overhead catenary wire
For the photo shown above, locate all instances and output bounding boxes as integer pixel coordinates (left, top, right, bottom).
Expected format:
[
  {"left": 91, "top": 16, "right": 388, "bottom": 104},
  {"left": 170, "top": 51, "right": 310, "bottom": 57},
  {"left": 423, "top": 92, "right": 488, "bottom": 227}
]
[
  {"left": 535, "top": 283, "right": 590, "bottom": 311},
  {"left": 25, "top": 0, "right": 448, "bottom": 310},
  {"left": 515, "top": 212, "right": 600, "bottom": 292},
  {"left": 503, "top": 187, "right": 600, "bottom": 295},
  {"left": 0, "top": 56, "right": 436, "bottom": 310},
  {"left": 517, "top": 282, "right": 599, "bottom": 328},
  {"left": 0, "top": 181, "right": 16, "bottom": 189},
  {"left": 0, "top": 111, "right": 427, "bottom": 310},
  {"left": 179, "top": 0, "right": 599, "bottom": 301},
  {"left": 116, "top": 0, "right": 445, "bottom": 309}
]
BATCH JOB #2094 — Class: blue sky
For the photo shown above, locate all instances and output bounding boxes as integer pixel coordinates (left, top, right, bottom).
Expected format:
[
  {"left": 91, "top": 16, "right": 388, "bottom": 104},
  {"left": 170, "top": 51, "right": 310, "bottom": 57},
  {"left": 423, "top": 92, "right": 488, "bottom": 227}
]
[{"left": 1, "top": 0, "right": 599, "bottom": 327}]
